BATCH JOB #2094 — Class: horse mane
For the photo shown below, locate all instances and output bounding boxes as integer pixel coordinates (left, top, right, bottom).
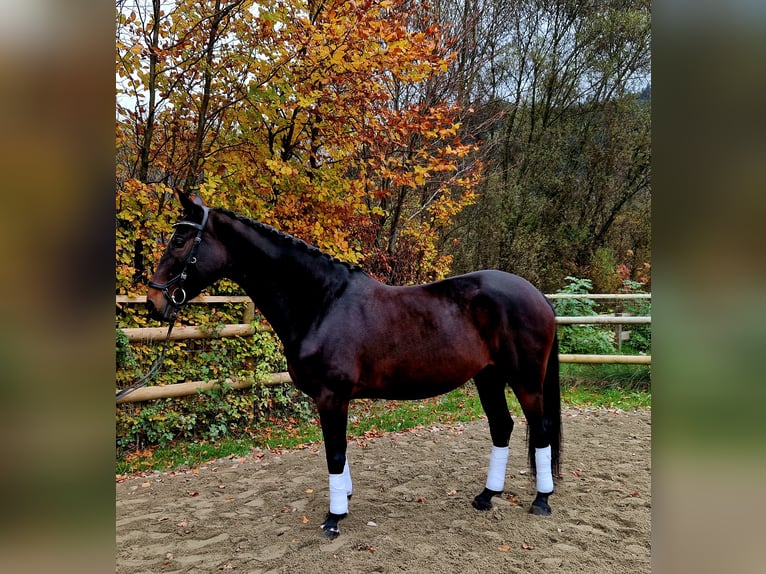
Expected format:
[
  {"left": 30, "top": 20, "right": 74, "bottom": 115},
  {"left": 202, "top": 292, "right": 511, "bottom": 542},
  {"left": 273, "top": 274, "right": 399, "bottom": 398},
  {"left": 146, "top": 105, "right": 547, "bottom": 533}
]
[{"left": 213, "top": 207, "right": 363, "bottom": 274}]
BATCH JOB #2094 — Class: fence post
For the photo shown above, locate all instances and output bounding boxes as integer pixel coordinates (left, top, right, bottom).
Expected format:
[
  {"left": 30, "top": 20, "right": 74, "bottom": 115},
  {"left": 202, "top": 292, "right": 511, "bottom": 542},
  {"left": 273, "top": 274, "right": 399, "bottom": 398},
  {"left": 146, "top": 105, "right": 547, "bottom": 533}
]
[
  {"left": 243, "top": 301, "right": 255, "bottom": 324},
  {"left": 615, "top": 312, "right": 623, "bottom": 352}
]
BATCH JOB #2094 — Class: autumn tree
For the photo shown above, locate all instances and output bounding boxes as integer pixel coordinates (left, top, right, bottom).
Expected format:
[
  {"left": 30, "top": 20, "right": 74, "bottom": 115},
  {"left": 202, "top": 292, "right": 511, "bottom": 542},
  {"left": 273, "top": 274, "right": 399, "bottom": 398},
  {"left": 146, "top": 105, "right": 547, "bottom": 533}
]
[
  {"left": 116, "top": 0, "right": 480, "bottom": 295},
  {"left": 433, "top": 0, "right": 651, "bottom": 292},
  {"left": 116, "top": 0, "right": 262, "bottom": 287}
]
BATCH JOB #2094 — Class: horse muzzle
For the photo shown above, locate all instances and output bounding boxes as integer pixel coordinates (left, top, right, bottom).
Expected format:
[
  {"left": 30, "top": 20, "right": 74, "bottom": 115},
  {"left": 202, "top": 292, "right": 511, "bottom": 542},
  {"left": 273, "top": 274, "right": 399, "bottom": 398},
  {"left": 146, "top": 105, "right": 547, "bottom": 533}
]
[{"left": 146, "top": 290, "right": 180, "bottom": 322}]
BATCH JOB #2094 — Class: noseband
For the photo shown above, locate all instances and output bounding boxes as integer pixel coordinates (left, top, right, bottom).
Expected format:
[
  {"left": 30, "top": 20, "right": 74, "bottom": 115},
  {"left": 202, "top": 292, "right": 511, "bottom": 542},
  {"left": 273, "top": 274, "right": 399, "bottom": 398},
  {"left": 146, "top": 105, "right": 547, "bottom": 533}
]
[{"left": 148, "top": 205, "right": 210, "bottom": 309}]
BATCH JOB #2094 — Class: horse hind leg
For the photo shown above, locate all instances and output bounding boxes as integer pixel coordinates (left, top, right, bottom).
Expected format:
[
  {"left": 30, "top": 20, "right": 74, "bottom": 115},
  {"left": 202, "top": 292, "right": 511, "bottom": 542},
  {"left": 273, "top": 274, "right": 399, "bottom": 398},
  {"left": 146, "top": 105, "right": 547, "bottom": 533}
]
[
  {"left": 514, "top": 368, "right": 560, "bottom": 516},
  {"left": 529, "top": 335, "right": 561, "bottom": 515},
  {"left": 472, "top": 366, "right": 514, "bottom": 511}
]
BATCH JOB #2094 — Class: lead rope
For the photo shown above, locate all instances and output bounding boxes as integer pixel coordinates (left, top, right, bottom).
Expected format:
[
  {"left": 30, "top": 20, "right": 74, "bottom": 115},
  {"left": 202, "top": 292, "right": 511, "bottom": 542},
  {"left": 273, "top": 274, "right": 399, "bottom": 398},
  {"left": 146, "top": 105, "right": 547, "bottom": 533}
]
[{"left": 116, "top": 317, "right": 177, "bottom": 402}]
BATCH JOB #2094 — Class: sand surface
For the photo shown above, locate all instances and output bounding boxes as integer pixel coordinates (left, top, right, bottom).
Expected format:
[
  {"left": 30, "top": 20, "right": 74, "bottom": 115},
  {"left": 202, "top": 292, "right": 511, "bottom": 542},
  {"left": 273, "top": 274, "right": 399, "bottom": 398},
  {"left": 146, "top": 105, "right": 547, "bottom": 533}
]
[{"left": 116, "top": 407, "right": 651, "bottom": 573}]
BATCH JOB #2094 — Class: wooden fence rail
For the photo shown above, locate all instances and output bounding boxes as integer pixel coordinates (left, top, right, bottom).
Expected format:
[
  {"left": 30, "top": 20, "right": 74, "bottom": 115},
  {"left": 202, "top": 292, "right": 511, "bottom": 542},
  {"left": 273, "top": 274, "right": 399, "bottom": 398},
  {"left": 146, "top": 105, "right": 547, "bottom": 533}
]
[
  {"left": 117, "top": 293, "right": 650, "bottom": 303},
  {"left": 117, "top": 293, "right": 650, "bottom": 402},
  {"left": 122, "top": 324, "right": 261, "bottom": 341},
  {"left": 121, "top": 315, "right": 651, "bottom": 342},
  {"left": 546, "top": 293, "right": 651, "bottom": 300},
  {"left": 116, "top": 372, "right": 292, "bottom": 404}
]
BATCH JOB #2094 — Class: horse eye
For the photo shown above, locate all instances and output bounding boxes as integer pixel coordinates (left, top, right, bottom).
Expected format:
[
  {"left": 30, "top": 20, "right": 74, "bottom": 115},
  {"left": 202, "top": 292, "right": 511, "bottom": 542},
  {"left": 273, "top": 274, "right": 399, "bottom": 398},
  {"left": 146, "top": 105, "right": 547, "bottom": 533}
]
[{"left": 171, "top": 236, "right": 186, "bottom": 248}]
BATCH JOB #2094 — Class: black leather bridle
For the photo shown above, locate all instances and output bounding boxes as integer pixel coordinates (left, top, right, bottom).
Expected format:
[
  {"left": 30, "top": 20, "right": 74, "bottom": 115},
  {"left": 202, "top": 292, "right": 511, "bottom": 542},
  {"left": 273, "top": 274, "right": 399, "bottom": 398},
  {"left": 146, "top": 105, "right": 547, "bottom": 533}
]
[{"left": 147, "top": 205, "right": 210, "bottom": 309}]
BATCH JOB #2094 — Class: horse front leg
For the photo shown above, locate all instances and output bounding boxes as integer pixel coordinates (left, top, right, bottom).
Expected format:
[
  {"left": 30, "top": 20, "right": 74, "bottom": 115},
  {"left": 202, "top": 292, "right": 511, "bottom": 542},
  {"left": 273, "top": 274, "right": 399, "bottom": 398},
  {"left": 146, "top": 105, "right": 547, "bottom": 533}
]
[{"left": 315, "top": 388, "right": 352, "bottom": 539}]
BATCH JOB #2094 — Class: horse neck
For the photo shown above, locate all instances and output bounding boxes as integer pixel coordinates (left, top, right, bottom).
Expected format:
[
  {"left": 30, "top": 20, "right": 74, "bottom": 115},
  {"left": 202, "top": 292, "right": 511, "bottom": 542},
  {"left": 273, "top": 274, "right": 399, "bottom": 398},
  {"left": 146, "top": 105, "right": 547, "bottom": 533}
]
[{"left": 216, "top": 212, "right": 355, "bottom": 350}]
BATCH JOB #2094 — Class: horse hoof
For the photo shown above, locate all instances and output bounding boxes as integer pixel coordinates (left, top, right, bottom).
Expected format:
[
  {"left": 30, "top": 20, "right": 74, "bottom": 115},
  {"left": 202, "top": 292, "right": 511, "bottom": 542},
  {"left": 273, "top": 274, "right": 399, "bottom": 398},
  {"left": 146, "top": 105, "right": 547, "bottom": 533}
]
[
  {"left": 472, "top": 487, "right": 502, "bottom": 511},
  {"left": 320, "top": 512, "right": 347, "bottom": 539},
  {"left": 529, "top": 499, "right": 552, "bottom": 516},
  {"left": 529, "top": 504, "right": 551, "bottom": 515},
  {"left": 529, "top": 491, "right": 552, "bottom": 515},
  {"left": 321, "top": 524, "right": 340, "bottom": 539}
]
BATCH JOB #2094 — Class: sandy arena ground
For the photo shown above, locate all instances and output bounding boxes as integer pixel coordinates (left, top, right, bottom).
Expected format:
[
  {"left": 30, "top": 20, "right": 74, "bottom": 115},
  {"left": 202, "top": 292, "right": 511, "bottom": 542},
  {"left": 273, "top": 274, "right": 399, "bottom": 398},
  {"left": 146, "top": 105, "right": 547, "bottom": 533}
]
[{"left": 117, "top": 407, "right": 650, "bottom": 573}]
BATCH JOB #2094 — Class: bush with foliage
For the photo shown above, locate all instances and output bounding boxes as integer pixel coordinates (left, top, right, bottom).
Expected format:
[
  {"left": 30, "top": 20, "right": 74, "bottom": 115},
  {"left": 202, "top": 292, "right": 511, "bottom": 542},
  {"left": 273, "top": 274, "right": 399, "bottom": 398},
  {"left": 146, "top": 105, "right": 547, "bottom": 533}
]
[
  {"left": 116, "top": 297, "right": 315, "bottom": 453},
  {"left": 552, "top": 276, "right": 650, "bottom": 355},
  {"left": 116, "top": 327, "right": 136, "bottom": 370},
  {"left": 552, "top": 276, "right": 616, "bottom": 355},
  {"left": 618, "top": 279, "right": 651, "bottom": 354}
]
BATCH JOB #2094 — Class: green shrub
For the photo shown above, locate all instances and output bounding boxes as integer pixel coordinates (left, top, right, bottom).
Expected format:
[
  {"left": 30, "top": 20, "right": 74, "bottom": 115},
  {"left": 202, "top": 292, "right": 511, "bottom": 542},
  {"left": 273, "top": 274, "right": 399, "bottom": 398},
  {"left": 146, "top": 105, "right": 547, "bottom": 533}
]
[
  {"left": 116, "top": 289, "right": 315, "bottom": 454},
  {"left": 618, "top": 279, "right": 651, "bottom": 354},
  {"left": 551, "top": 275, "right": 651, "bottom": 356},
  {"left": 552, "top": 276, "right": 616, "bottom": 355},
  {"left": 589, "top": 246, "right": 621, "bottom": 293},
  {"left": 116, "top": 328, "right": 136, "bottom": 369}
]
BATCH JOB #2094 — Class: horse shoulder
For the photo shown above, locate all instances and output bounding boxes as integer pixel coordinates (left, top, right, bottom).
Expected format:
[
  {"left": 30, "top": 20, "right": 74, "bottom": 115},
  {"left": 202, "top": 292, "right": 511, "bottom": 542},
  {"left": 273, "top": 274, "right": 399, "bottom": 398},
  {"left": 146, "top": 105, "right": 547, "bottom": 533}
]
[{"left": 291, "top": 281, "right": 374, "bottom": 385}]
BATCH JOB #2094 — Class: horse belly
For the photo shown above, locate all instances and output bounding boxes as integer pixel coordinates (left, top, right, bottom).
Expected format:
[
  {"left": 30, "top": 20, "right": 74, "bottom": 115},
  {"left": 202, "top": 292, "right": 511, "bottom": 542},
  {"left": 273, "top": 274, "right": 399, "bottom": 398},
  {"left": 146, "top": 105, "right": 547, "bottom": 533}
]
[{"left": 358, "top": 338, "right": 489, "bottom": 400}]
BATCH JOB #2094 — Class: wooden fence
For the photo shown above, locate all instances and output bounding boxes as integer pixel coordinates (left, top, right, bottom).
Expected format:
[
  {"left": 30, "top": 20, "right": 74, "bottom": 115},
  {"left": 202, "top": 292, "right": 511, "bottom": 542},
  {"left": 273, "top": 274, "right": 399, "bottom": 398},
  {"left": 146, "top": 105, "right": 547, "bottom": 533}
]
[{"left": 116, "top": 293, "right": 650, "bottom": 403}]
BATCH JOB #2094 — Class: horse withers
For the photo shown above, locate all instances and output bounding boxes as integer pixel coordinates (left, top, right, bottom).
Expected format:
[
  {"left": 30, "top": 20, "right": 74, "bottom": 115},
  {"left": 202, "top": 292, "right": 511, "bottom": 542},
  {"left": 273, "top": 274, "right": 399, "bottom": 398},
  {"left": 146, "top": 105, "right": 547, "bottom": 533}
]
[{"left": 146, "top": 192, "right": 561, "bottom": 538}]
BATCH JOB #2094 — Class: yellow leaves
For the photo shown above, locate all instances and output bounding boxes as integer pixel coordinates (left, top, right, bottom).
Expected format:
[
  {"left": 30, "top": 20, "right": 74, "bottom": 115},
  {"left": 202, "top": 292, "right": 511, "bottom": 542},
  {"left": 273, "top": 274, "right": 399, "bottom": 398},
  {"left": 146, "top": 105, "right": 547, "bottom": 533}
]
[
  {"left": 311, "top": 221, "right": 325, "bottom": 242},
  {"left": 412, "top": 165, "right": 428, "bottom": 187},
  {"left": 197, "top": 172, "right": 223, "bottom": 198},
  {"left": 428, "top": 191, "right": 473, "bottom": 229},
  {"left": 116, "top": 179, "right": 179, "bottom": 294},
  {"left": 329, "top": 45, "right": 348, "bottom": 68},
  {"left": 443, "top": 144, "right": 465, "bottom": 158},
  {"left": 440, "top": 123, "right": 462, "bottom": 138},
  {"left": 264, "top": 158, "right": 297, "bottom": 178}
]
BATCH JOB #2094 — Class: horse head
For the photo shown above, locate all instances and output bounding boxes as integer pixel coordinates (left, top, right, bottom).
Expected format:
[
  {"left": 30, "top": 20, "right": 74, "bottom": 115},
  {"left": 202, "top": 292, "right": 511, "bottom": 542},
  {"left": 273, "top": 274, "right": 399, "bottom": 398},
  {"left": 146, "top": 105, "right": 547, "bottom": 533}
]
[{"left": 146, "top": 191, "right": 226, "bottom": 321}]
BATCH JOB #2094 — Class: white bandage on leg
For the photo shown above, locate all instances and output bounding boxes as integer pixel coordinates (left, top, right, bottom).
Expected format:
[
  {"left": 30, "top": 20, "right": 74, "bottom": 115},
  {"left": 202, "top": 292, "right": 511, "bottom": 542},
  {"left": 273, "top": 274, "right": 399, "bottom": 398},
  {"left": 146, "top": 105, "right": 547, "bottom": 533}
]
[
  {"left": 328, "top": 472, "right": 348, "bottom": 515},
  {"left": 535, "top": 445, "right": 554, "bottom": 493},
  {"left": 342, "top": 459, "right": 352, "bottom": 496},
  {"left": 485, "top": 445, "right": 509, "bottom": 492}
]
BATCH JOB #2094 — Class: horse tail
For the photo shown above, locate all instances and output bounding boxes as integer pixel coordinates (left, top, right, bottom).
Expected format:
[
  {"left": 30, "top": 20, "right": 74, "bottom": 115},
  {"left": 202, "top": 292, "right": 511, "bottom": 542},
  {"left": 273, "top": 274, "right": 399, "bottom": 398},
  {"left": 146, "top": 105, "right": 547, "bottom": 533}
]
[{"left": 528, "top": 330, "right": 562, "bottom": 477}]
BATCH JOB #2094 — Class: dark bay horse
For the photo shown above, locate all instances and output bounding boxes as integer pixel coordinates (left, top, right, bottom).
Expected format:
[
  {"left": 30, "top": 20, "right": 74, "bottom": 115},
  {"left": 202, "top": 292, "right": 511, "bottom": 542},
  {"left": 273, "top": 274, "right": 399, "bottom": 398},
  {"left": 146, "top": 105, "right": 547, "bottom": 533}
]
[{"left": 146, "top": 193, "right": 561, "bottom": 538}]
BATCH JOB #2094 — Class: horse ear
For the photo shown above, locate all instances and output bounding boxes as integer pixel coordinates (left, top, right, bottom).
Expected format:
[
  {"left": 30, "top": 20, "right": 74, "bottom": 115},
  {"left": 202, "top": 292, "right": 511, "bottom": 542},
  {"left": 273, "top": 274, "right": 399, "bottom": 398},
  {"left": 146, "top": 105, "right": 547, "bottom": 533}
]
[{"left": 176, "top": 189, "right": 206, "bottom": 216}]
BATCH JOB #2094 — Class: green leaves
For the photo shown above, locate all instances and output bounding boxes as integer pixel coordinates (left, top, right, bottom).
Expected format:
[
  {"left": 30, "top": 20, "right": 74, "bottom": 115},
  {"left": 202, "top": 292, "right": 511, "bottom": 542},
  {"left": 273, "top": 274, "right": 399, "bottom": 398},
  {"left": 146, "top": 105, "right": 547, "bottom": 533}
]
[{"left": 553, "top": 277, "right": 616, "bottom": 355}]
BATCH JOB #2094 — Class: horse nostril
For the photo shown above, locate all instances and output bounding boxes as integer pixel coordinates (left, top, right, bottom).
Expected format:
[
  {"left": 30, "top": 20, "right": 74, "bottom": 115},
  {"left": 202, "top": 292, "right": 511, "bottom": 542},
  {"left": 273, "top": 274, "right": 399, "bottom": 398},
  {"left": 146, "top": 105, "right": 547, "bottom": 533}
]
[{"left": 146, "top": 298, "right": 157, "bottom": 317}]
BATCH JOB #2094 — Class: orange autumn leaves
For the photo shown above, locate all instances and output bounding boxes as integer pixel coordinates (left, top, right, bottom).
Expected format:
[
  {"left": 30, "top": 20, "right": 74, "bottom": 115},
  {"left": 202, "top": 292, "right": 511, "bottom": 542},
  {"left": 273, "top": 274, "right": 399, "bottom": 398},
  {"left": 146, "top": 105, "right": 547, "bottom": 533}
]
[{"left": 116, "top": 0, "right": 479, "bottom": 292}]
